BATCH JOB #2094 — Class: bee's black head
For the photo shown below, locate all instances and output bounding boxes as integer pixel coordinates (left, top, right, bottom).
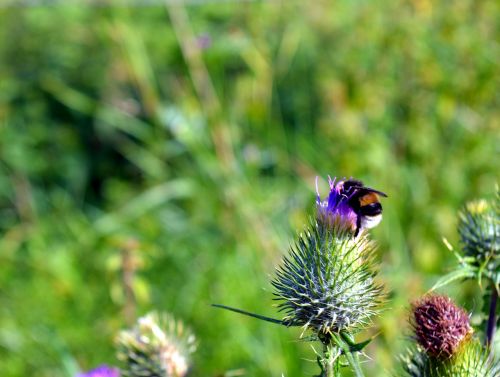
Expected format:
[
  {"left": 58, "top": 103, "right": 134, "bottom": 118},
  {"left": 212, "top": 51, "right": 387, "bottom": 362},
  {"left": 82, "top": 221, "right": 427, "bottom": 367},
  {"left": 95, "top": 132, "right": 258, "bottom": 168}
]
[{"left": 340, "top": 179, "right": 365, "bottom": 197}]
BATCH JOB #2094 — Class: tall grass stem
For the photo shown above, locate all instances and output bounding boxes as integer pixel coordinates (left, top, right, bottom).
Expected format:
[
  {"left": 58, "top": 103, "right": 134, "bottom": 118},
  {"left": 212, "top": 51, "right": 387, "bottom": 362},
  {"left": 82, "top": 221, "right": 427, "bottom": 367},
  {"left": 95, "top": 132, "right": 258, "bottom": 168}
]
[{"left": 486, "top": 283, "right": 498, "bottom": 350}]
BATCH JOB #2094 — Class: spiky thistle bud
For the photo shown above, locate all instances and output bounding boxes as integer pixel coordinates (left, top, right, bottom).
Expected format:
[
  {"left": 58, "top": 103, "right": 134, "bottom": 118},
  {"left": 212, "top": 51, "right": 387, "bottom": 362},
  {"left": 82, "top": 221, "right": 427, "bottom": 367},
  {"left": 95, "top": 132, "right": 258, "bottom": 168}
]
[
  {"left": 411, "top": 295, "right": 472, "bottom": 359},
  {"left": 400, "top": 295, "right": 500, "bottom": 376},
  {"left": 77, "top": 365, "right": 120, "bottom": 377},
  {"left": 272, "top": 220, "right": 384, "bottom": 337},
  {"left": 458, "top": 198, "right": 499, "bottom": 274},
  {"left": 116, "top": 312, "right": 196, "bottom": 377}
]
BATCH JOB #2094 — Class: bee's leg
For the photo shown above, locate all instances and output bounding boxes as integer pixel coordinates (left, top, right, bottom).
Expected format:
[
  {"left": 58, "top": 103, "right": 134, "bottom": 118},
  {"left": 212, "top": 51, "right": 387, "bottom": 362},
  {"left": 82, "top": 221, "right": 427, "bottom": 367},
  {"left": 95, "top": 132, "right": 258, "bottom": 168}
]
[{"left": 354, "top": 216, "right": 362, "bottom": 237}]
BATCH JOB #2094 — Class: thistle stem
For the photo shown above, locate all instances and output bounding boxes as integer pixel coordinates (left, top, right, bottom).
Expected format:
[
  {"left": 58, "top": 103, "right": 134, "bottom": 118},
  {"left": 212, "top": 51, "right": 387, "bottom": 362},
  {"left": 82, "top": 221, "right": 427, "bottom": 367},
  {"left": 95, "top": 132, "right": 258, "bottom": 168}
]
[
  {"left": 331, "top": 333, "right": 365, "bottom": 377},
  {"left": 348, "top": 351, "right": 365, "bottom": 377},
  {"left": 485, "top": 283, "right": 498, "bottom": 350},
  {"left": 324, "top": 343, "right": 333, "bottom": 377},
  {"left": 321, "top": 342, "right": 340, "bottom": 377}
]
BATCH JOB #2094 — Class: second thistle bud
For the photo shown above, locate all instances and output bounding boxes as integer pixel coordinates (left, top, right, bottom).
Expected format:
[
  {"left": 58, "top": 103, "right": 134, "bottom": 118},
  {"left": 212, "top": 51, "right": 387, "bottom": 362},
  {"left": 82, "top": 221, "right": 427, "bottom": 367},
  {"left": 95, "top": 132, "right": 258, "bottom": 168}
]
[
  {"left": 411, "top": 295, "right": 472, "bottom": 359},
  {"left": 401, "top": 295, "right": 500, "bottom": 376}
]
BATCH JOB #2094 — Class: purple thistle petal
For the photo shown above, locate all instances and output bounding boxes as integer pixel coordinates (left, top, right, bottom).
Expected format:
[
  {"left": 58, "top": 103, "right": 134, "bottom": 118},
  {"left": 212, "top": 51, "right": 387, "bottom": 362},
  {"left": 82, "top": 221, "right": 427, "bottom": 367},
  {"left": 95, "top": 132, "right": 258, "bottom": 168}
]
[
  {"left": 76, "top": 365, "right": 120, "bottom": 377},
  {"left": 316, "top": 176, "right": 358, "bottom": 233},
  {"left": 412, "top": 295, "right": 472, "bottom": 358}
]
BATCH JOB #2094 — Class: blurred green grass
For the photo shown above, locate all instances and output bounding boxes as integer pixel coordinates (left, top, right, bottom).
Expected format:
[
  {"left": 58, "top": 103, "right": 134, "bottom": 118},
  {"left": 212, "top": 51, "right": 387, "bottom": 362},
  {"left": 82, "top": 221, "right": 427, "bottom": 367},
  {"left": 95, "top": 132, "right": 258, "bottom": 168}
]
[{"left": 0, "top": 1, "right": 498, "bottom": 376}]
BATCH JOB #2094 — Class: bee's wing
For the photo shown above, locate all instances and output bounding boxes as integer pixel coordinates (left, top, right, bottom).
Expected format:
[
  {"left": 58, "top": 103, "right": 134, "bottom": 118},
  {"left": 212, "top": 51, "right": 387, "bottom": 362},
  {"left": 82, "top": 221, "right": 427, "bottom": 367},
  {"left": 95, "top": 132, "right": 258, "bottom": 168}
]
[{"left": 363, "top": 187, "right": 388, "bottom": 197}]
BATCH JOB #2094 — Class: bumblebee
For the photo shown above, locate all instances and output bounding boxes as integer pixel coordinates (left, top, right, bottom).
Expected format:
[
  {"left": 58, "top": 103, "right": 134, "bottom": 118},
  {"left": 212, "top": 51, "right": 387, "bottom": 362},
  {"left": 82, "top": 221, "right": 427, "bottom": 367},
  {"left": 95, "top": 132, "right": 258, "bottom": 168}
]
[{"left": 340, "top": 179, "right": 388, "bottom": 236}]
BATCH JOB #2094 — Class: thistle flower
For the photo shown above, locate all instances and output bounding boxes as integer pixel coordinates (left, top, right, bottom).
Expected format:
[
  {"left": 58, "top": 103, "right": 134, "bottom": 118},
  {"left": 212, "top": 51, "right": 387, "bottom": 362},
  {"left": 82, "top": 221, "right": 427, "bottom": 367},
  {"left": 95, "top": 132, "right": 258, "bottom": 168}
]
[
  {"left": 116, "top": 312, "right": 196, "bottom": 377},
  {"left": 458, "top": 199, "right": 499, "bottom": 274},
  {"left": 77, "top": 365, "right": 120, "bottom": 377},
  {"left": 272, "top": 221, "right": 384, "bottom": 336},
  {"left": 411, "top": 295, "right": 472, "bottom": 359},
  {"left": 316, "top": 177, "right": 359, "bottom": 234},
  {"left": 214, "top": 176, "right": 386, "bottom": 376}
]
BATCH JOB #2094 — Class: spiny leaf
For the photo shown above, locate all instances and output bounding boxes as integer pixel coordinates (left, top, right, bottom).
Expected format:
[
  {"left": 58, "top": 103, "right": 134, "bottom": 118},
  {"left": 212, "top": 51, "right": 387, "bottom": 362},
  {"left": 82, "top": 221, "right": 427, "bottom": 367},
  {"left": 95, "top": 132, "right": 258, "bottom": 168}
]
[
  {"left": 430, "top": 266, "right": 477, "bottom": 291},
  {"left": 212, "top": 304, "right": 289, "bottom": 326}
]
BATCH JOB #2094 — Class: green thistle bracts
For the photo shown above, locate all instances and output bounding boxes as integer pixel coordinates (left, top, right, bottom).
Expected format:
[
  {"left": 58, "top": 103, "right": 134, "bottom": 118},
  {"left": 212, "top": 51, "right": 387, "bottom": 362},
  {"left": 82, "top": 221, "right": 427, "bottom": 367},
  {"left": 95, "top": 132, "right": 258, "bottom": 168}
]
[
  {"left": 458, "top": 198, "right": 499, "bottom": 281},
  {"left": 401, "top": 341, "right": 500, "bottom": 377},
  {"left": 272, "top": 221, "right": 384, "bottom": 336},
  {"left": 116, "top": 312, "right": 196, "bottom": 377},
  {"left": 432, "top": 192, "right": 499, "bottom": 293}
]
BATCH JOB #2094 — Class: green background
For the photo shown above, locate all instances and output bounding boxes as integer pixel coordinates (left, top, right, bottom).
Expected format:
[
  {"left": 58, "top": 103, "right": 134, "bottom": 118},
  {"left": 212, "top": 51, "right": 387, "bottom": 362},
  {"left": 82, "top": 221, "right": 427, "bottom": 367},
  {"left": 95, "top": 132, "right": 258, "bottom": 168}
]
[{"left": 0, "top": 1, "right": 498, "bottom": 376}]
